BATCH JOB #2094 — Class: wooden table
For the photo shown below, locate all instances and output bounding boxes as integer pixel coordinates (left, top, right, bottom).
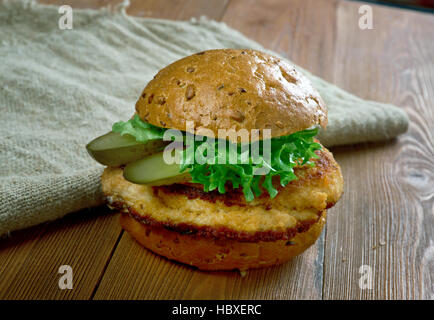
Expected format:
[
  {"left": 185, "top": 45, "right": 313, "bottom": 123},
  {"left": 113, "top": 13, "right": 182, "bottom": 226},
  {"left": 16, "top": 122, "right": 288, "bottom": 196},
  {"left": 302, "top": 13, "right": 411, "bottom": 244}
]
[{"left": 1, "top": 0, "right": 433, "bottom": 300}]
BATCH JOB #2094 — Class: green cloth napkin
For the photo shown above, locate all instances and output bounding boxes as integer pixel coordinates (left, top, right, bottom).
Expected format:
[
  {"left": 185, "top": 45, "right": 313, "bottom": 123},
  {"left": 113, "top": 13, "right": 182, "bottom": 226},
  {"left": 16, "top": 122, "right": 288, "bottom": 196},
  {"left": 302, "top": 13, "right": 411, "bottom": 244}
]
[{"left": 0, "top": 0, "right": 408, "bottom": 236}]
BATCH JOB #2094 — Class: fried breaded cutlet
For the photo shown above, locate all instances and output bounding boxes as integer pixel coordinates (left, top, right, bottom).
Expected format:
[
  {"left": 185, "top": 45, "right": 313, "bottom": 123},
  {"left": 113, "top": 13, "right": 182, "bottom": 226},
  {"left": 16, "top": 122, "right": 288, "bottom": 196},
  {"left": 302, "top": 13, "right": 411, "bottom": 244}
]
[{"left": 102, "top": 146, "right": 343, "bottom": 270}]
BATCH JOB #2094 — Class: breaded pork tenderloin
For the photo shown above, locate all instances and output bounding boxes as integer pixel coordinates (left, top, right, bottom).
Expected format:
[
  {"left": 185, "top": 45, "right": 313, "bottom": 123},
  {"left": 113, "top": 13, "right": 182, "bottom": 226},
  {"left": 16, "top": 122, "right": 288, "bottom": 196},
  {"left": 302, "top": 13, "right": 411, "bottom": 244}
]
[{"left": 102, "top": 146, "right": 343, "bottom": 270}]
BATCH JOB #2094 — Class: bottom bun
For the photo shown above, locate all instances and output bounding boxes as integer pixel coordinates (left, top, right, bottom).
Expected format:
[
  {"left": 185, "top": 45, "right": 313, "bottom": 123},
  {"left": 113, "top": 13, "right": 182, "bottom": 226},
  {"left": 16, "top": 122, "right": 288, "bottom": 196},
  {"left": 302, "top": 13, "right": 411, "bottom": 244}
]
[{"left": 120, "top": 211, "right": 327, "bottom": 271}]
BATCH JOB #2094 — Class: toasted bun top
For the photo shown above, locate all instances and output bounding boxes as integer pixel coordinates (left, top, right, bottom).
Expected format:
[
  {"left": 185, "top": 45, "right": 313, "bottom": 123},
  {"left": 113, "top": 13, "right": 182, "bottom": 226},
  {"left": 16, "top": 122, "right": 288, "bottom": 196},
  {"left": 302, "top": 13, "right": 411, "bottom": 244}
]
[{"left": 135, "top": 49, "right": 327, "bottom": 141}]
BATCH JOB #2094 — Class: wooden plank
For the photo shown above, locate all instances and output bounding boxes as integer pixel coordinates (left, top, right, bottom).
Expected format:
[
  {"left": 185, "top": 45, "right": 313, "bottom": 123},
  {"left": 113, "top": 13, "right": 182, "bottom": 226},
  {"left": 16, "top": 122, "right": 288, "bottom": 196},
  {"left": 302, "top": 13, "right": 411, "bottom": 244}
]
[
  {"left": 323, "top": 1, "right": 434, "bottom": 299},
  {"left": 222, "top": 0, "right": 338, "bottom": 81},
  {"left": 93, "top": 231, "right": 198, "bottom": 300},
  {"left": 93, "top": 0, "right": 338, "bottom": 300},
  {"left": 0, "top": 208, "right": 122, "bottom": 299},
  {"left": 94, "top": 229, "right": 326, "bottom": 300}
]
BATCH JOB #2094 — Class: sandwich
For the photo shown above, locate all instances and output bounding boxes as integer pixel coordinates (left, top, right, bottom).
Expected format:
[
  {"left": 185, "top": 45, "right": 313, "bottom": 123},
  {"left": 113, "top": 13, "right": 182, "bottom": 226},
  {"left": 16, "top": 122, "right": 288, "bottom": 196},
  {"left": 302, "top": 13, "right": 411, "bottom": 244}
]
[{"left": 86, "top": 49, "right": 344, "bottom": 271}]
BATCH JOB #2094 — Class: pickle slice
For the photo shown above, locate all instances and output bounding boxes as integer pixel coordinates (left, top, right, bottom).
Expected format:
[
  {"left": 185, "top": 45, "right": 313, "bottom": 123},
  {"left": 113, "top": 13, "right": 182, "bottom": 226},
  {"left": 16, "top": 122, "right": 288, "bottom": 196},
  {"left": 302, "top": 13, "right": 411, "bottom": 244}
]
[
  {"left": 123, "top": 150, "right": 189, "bottom": 185},
  {"left": 86, "top": 131, "right": 167, "bottom": 167}
]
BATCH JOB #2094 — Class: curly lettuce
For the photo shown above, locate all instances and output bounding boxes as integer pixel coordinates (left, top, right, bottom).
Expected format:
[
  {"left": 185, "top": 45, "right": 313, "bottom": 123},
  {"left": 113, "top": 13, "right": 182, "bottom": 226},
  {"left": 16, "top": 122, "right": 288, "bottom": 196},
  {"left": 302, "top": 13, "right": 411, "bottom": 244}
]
[
  {"left": 112, "top": 115, "right": 321, "bottom": 202},
  {"left": 179, "top": 128, "right": 321, "bottom": 201}
]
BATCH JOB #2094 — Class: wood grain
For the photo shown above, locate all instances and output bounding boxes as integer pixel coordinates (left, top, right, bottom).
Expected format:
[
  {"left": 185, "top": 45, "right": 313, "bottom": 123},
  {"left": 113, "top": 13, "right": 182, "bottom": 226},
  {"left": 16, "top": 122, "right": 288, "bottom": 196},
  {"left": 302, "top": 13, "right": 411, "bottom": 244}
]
[
  {"left": 93, "top": 231, "right": 325, "bottom": 300},
  {"left": 323, "top": 2, "right": 434, "bottom": 300},
  {"left": 1, "top": 0, "right": 433, "bottom": 300},
  {"left": 222, "top": 0, "right": 338, "bottom": 81},
  {"left": 0, "top": 207, "right": 122, "bottom": 299}
]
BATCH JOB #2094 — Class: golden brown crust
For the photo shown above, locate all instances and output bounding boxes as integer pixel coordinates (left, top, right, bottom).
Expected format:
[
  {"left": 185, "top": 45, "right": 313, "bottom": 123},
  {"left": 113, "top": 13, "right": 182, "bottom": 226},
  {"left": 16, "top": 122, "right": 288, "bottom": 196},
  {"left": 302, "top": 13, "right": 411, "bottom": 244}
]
[
  {"left": 120, "top": 211, "right": 327, "bottom": 271},
  {"left": 135, "top": 49, "right": 327, "bottom": 141},
  {"left": 110, "top": 200, "right": 322, "bottom": 242},
  {"left": 103, "top": 144, "right": 343, "bottom": 270},
  {"left": 102, "top": 146, "right": 343, "bottom": 235}
]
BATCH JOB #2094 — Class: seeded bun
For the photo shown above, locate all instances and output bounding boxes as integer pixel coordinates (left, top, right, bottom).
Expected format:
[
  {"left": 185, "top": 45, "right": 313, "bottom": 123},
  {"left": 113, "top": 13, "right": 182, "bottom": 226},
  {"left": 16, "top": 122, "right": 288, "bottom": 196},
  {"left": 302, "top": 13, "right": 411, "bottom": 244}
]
[{"left": 135, "top": 49, "right": 327, "bottom": 141}]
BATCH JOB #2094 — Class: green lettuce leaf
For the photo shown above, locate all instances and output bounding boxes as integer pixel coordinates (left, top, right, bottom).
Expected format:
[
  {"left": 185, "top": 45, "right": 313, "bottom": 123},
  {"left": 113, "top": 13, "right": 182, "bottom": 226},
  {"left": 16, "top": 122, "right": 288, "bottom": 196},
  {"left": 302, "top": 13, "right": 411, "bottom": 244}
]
[
  {"left": 112, "top": 115, "right": 321, "bottom": 202},
  {"left": 180, "top": 128, "right": 321, "bottom": 202},
  {"left": 112, "top": 114, "right": 165, "bottom": 142}
]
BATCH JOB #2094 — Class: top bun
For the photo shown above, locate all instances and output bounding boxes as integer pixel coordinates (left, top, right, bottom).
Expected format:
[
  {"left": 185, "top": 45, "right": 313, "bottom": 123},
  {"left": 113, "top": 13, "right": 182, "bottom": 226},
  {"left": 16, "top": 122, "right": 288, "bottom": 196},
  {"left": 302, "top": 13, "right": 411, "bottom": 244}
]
[{"left": 135, "top": 49, "right": 327, "bottom": 141}]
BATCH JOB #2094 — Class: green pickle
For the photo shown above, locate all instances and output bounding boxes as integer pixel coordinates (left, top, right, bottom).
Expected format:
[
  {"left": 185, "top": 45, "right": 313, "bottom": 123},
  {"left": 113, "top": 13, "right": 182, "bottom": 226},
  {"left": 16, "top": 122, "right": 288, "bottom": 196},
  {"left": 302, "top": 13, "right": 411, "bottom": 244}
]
[
  {"left": 86, "top": 131, "right": 167, "bottom": 167},
  {"left": 123, "top": 150, "right": 189, "bottom": 185}
]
